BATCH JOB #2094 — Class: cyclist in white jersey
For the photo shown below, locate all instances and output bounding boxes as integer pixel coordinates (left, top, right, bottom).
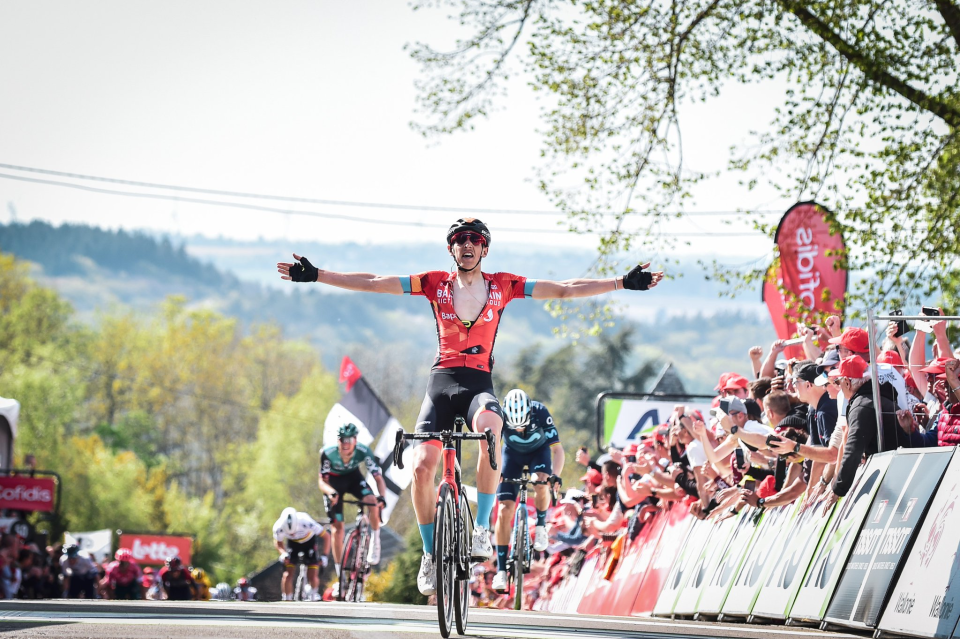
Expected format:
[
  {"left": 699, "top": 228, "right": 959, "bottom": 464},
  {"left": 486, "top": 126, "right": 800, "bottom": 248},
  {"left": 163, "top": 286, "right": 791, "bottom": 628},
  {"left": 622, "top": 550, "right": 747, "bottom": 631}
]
[{"left": 273, "top": 508, "right": 331, "bottom": 601}]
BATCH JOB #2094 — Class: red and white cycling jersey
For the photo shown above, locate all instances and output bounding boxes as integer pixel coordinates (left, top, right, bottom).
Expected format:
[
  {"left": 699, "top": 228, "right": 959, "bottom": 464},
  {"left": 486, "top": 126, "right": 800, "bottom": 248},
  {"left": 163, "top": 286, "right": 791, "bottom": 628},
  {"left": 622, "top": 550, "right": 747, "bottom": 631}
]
[
  {"left": 401, "top": 270, "right": 535, "bottom": 371},
  {"left": 105, "top": 560, "right": 142, "bottom": 587}
]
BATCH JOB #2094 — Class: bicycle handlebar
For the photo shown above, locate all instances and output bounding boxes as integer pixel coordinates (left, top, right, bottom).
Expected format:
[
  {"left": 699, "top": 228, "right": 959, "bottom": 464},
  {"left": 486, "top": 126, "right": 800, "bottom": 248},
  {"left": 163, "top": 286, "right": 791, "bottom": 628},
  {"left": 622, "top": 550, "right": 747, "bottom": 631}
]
[{"left": 394, "top": 427, "right": 498, "bottom": 471}]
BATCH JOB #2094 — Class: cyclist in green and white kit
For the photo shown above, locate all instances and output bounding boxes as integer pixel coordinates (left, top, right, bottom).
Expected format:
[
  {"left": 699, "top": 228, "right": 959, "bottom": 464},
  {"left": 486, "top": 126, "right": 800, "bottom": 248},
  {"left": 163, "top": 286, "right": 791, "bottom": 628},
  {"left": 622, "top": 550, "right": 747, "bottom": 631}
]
[{"left": 319, "top": 424, "right": 387, "bottom": 582}]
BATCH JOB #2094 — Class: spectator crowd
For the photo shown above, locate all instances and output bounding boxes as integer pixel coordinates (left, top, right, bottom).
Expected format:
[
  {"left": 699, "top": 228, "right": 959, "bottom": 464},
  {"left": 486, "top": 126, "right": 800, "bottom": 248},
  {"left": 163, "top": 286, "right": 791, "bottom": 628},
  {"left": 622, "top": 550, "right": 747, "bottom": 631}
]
[{"left": 475, "top": 310, "right": 960, "bottom": 609}]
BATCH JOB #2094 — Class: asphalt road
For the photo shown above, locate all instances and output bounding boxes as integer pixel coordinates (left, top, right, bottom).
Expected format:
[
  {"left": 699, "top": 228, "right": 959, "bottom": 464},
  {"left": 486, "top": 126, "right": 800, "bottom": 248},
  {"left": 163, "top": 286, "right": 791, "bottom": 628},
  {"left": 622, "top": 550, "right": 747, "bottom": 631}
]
[{"left": 0, "top": 600, "right": 863, "bottom": 639}]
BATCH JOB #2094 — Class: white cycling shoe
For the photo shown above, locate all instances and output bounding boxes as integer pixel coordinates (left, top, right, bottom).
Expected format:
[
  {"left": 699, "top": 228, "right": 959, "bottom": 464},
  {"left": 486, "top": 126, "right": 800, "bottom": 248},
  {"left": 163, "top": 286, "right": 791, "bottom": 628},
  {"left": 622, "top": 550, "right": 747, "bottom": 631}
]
[
  {"left": 367, "top": 537, "right": 381, "bottom": 565},
  {"left": 533, "top": 525, "right": 549, "bottom": 552},
  {"left": 418, "top": 553, "right": 437, "bottom": 596},
  {"left": 492, "top": 570, "right": 509, "bottom": 592},
  {"left": 471, "top": 526, "right": 493, "bottom": 560}
]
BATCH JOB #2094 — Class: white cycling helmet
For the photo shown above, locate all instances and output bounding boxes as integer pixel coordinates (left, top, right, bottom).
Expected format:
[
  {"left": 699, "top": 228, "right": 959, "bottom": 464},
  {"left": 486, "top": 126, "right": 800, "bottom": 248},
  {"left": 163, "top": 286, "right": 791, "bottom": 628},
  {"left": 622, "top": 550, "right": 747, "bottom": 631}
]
[
  {"left": 502, "top": 388, "right": 531, "bottom": 429},
  {"left": 280, "top": 507, "right": 297, "bottom": 536}
]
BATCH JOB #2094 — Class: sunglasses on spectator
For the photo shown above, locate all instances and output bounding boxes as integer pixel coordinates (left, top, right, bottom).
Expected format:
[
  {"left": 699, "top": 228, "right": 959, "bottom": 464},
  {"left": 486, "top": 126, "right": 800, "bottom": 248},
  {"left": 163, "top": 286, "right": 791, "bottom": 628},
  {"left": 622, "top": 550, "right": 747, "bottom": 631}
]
[{"left": 450, "top": 232, "right": 487, "bottom": 246}]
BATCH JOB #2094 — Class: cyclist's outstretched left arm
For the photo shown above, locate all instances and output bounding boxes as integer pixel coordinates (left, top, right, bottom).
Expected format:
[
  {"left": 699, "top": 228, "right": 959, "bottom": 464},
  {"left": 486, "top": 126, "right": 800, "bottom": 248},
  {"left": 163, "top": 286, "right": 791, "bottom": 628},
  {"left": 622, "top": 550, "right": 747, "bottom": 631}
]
[
  {"left": 278, "top": 254, "right": 403, "bottom": 294},
  {"left": 530, "top": 263, "right": 663, "bottom": 299}
]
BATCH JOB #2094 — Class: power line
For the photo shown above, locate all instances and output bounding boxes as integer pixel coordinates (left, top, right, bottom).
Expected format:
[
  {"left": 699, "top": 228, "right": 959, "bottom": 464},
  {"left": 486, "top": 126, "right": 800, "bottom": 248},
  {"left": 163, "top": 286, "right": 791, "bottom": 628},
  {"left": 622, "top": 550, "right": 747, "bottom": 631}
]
[
  {"left": 0, "top": 171, "right": 768, "bottom": 237},
  {"left": 0, "top": 161, "right": 780, "bottom": 218}
]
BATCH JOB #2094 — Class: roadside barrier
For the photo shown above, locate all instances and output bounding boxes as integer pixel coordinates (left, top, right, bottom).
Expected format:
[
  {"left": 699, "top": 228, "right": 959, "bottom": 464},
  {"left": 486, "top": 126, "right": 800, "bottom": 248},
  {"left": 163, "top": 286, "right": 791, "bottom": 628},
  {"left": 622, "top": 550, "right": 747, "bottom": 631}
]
[{"left": 532, "top": 446, "right": 960, "bottom": 637}]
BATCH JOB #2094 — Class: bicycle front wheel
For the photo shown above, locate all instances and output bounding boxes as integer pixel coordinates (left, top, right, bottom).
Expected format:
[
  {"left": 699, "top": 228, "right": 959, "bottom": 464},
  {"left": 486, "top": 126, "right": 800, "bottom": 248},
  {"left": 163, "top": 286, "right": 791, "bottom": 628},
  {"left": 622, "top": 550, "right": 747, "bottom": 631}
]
[
  {"left": 434, "top": 484, "right": 456, "bottom": 638},
  {"left": 454, "top": 491, "right": 472, "bottom": 635},
  {"left": 512, "top": 510, "right": 527, "bottom": 611},
  {"left": 339, "top": 529, "right": 360, "bottom": 602},
  {"left": 295, "top": 564, "right": 307, "bottom": 601}
]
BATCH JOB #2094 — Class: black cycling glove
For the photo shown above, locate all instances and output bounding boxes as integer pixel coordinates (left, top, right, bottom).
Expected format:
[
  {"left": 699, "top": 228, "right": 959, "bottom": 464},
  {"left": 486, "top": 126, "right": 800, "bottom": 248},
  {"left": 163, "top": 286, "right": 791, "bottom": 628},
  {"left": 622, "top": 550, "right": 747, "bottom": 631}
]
[
  {"left": 622, "top": 263, "right": 654, "bottom": 290},
  {"left": 289, "top": 256, "right": 319, "bottom": 282}
]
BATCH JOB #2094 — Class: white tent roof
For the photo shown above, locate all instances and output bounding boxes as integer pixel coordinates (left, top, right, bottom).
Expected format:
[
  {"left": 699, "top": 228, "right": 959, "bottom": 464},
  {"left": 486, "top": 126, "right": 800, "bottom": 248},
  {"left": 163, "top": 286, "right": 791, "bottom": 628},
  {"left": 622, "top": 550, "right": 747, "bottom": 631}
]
[{"left": 0, "top": 397, "right": 19, "bottom": 439}]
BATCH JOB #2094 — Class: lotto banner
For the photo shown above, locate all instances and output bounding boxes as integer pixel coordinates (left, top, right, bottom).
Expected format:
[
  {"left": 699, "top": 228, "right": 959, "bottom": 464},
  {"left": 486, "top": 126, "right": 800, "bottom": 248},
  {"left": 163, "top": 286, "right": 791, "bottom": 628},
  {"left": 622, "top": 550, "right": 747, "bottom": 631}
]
[
  {"left": 634, "top": 505, "right": 694, "bottom": 615},
  {"left": 721, "top": 502, "right": 798, "bottom": 617},
  {"left": 751, "top": 495, "right": 834, "bottom": 620},
  {"left": 826, "top": 448, "right": 952, "bottom": 629},
  {"left": 880, "top": 449, "right": 960, "bottom": 638},
  {"left": 602, "top": 397, "right": 712, "bottom": 446},
  {"left": 696, "top": 507, "right": 762, "bottom": 615},
  {"left": 673, "top": 514, "right": 739, "bottom": 616},
  {"left": 789, "top": 452, "right": 893, "bottom": 623},
  {"left": 119, "top": 533, "right": 193, "bottom": 566},
  {"left": 652, "top": 516, "right": 713, "bottom": 616}
]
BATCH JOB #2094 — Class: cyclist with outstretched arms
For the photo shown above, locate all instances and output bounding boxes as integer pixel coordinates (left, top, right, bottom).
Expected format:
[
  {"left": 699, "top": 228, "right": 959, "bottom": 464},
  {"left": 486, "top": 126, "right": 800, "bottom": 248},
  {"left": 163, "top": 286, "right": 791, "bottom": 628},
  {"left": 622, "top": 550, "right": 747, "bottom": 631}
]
[
  {"left": 318, "top": 422, "right": 387, "bottom": 594},
  {"left": 493, "top": 388, "right": 564, "bottom": 592},
  {"left": 273, "top": 507, "right": 331, "bottom": 601},
  {"left": 278, "top": 218, "right": 663, "bottom": 595}
]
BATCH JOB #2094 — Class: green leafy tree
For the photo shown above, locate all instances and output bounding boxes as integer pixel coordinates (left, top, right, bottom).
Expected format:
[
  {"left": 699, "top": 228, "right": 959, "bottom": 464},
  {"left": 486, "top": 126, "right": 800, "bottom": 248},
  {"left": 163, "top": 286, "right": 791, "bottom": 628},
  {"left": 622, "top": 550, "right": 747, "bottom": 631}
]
[{"left": 410, "top": 0, "right": 960, "bottom": 311}]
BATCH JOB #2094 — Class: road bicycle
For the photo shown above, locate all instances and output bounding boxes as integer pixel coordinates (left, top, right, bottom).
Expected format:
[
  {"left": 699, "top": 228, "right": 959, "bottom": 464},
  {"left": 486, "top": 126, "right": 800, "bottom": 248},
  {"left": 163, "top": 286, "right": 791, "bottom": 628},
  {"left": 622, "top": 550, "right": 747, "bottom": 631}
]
[
  {"left": 394, "top": 416, "right": 497, "bottom": 638},
  {"left": 324, "top": 495, "right": 380, "bottom": 603},
  {"left": 292, "top": 551, "right": 310, "bottom": 601},
  {"left": 500, "top": 471, "right": 559, "bottom": 610}
]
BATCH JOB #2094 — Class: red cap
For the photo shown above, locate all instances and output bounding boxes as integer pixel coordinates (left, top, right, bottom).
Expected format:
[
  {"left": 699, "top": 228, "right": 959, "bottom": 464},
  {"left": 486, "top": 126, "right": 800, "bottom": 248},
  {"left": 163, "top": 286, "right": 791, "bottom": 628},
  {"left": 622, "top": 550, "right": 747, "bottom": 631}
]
[
  {"left": 714, "top": 373, "right": 733, "bottom": 391},
  {"left": 723, "top": 374, "right": 750, "bottom": 391},
  {"left": 876, "top": 350, "right": 904, "bottom": 366},
  {"left": 580, "top": 468, "right": 602, "bottom": 485},
  {"left": 624, "top": 443, "right": 639, "bottom": 456},
  {"left": 920, "top": 357, "right": 952, "bottom": 375},
  {"left": 654, "top": 426, "right": 669, "bottom": 445},
  {"left": 756, "top": 476, "right": 778, "bottom": 499},
  {"left": 828, "top": 328, "right": 869, "bottom": 353},
  {"left": 828, "top": 355, "right": 869, "bottom": 379}
]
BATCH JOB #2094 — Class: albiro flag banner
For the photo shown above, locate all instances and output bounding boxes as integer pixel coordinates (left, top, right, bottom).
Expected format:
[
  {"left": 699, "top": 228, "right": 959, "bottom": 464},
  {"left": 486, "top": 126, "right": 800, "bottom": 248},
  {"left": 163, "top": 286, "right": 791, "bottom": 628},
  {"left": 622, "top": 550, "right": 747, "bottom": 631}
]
[
  {"left": 789, "top": 452, "right": 893, "bottom": 622},
  {"left": 880, "top": 449, "right": 960, "bottom": 638},
  {"left": 826, "top": 448, "right": 952, "bottom": 629}
]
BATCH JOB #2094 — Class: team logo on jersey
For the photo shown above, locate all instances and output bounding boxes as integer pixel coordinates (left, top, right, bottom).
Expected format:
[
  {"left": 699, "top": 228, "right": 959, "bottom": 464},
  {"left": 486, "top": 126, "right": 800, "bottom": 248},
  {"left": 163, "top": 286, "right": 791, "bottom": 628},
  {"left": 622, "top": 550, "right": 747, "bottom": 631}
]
[
  {"left": 490, "top": 291, "right": 502, "bottom": 305},
  {"left": 483, "top": 309, "right": 494, "bottom": 322}
]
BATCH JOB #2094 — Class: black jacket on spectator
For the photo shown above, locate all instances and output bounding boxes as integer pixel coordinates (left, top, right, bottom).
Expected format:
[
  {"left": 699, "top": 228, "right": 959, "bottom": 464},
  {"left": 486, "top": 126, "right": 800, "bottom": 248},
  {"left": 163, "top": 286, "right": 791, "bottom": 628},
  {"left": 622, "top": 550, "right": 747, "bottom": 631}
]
[{"left": 834, "top": 379, "right": 909, "bottom": 497}]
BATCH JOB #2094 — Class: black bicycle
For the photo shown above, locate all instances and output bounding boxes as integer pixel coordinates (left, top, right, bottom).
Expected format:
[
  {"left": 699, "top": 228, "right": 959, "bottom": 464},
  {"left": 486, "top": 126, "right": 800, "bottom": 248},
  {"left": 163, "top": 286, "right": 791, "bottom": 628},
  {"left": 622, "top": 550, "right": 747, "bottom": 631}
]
[
  {"left": 324, "top": 495, "right": 379, "bottom": 603},
  {"left": 500, "top": 472, "right": 560, "bottom": 610},
  {"left": 394, "top": 416, "right": 497, "bottom": 638}
]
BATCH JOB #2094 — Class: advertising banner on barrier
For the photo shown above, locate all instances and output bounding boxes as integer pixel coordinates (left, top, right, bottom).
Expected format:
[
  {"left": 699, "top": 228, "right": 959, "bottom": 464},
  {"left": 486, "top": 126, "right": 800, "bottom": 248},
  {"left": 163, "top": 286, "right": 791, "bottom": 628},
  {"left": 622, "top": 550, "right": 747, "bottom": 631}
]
[
  {"left": 674, "top": 515, "right": 738, "bottom": 616},
  {"left": 567, "top": 553, "right": 600, "bottom": 614},
  {"left": 789, "top": 452, "right": 893, "bottom": 622},
  {"left": 652, "top": 515, "right": 713, "bottom": 616},
  {"left": 602, "top": 507, "right": 670, "bottom": 617},
  {"left": 752, "top": 495, "right": 834, "bottom": 620},
  {"left": 697, "top": 507, "right": 761, "bottom": 615},
  {"left": 578, "top": 547, "right": 616, "bottom": 614},
  {"left": 721, "top": 502, "right": 797, "bottom": 617},
  {"left": 634, "top": 504, "right": 694, "bottom": 616},
  {"left": 602, "top": 397, "right": 712, "bottom": 446},
  {"left": 119, "top": 533, "right": 193, "bottom": 566},
  {"left": 880, "top": 449, "right": 960, "bottom": 638},
  {"left": 826, "top": 448, "right": 952, "bottom": 629}
]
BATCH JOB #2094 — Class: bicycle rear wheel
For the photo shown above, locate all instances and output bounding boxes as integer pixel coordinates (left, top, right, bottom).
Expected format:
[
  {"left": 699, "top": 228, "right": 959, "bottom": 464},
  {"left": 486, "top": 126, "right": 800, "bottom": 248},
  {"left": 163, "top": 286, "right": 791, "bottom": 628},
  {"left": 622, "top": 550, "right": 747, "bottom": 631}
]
[
  {"left": 454, "top": 491, "right": 472, "bottom": 635},
  {"left": 353, "top": 522, "right": 370, "bottom": 603},
  {"left": 512, "top": 510, "right": 527, "bottom": 611},
  {"left": 435, "top": 484, "right": 456, "bottom": 638},
  {"left": 294, "top": 564, "right": 307, "bottom": 601},
  {"left": 338, "top": 529, "right": 359, "bottom": 602}
]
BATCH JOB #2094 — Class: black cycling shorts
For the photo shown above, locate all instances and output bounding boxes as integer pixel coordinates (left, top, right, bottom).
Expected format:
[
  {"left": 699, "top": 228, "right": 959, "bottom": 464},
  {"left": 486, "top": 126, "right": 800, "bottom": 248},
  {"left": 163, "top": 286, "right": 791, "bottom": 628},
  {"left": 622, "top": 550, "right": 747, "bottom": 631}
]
[
  {"left": 497, "top": 444, "right": 553, "bottom": 501},
  {"left": 415, "top": 367, "right": 504, "bottom": 435},
  {"left": 326, "top": 470, "right": 374, "bottom": 522},
  {"left": 284, "top": 536, "right": 321, "bottom": 569}
]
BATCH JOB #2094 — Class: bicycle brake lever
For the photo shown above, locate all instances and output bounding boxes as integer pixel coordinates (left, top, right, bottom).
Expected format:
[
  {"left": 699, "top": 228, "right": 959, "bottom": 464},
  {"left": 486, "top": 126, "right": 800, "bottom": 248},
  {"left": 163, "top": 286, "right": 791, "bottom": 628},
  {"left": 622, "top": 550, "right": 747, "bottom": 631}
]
[
  {"left": 484, "top": 429, "right": 498, "bottom": 470},
  {"left": 394, "top": 429, "right": 406, "bottom": 470}
]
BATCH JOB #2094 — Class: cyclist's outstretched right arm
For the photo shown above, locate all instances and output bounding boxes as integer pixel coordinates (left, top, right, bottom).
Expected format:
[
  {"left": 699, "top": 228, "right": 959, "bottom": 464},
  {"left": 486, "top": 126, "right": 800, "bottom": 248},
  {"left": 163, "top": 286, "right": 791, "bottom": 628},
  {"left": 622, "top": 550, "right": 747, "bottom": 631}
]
[{"left": 278, "top": 254, "right": 403, "bottom": 294}]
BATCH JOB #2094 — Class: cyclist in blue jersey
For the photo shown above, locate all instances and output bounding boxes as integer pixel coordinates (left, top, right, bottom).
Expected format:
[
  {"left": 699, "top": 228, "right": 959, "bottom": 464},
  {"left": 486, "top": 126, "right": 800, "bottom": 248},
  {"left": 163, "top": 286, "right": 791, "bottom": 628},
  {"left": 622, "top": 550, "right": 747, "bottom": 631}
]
[
  {"left": 492, "top": 389, "right": 564, "bottom": 591},
  {"left": 278, "top": 218, "right": 664, "bottom": 596}
]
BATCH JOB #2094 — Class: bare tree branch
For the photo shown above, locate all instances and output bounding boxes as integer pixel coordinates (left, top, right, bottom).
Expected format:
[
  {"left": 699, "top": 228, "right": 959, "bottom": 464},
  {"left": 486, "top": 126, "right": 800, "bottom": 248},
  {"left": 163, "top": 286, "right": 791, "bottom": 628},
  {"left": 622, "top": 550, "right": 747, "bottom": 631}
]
[{"left": 933, "top": 0, "right": 960, "bottom": 50}]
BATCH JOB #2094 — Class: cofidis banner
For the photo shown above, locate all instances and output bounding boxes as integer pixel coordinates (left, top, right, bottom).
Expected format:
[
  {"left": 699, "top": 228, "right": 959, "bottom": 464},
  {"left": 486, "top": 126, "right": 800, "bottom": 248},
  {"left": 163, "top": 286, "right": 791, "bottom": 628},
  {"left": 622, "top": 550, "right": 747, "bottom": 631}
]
[
  {"left": 880, "top": 449, "right": 960, "bottom": 638},
  {"left": 827, "top": 448, "right": 952, "bottom": 629},
  {"left": 789, "top": 452, "right": 893, "bottom": 623}
]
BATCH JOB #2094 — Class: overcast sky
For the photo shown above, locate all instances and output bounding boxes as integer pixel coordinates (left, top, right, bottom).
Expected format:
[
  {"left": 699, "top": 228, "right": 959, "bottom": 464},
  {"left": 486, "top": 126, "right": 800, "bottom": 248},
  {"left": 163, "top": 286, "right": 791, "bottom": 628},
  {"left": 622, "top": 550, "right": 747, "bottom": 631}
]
[{"left": 0, "top": 1, "right": 793, "bottom": 261}]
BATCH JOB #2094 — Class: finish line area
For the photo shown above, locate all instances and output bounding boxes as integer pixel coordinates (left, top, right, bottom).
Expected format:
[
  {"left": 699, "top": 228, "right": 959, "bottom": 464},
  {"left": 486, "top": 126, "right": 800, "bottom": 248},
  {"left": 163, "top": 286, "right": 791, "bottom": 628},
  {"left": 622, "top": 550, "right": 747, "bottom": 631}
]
[{"left": 0, "top": 600, "right": 859, "bottom": 639}]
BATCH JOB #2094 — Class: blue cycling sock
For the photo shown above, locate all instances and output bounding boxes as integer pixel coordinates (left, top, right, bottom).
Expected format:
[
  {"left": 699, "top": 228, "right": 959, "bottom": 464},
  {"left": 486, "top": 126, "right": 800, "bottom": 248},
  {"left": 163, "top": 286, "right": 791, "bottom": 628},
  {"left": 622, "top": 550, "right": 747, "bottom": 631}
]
[
  {"left": 419, "top": 523, "right": 435, "bottom": 555},
  {"left": 536, "top": 510, "right": 547, "bottom": 527},
  {"left": 475, "top": 492, "right": 496, "bottom": 529},
  {"left": 496, "top": 545, "right": 508, "bottom": 572}
]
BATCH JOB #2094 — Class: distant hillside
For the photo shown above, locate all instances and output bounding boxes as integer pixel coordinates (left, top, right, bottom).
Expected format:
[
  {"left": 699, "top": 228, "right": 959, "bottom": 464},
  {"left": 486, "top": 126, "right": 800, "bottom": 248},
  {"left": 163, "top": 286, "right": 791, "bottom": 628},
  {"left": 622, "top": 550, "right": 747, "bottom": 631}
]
[{"left": 0, "top": 221, "right": 777, "bottom": 394}]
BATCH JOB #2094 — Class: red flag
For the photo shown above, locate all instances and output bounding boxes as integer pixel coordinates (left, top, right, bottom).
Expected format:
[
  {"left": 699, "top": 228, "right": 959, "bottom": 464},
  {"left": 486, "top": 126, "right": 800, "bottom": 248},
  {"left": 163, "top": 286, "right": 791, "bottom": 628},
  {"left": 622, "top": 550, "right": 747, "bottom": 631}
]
[
  {"left": 339, "top": 356, "right": 362, "bottom": 391},
  {"left": 763, "top": 202, "right": 847, "bottom": 358}
]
